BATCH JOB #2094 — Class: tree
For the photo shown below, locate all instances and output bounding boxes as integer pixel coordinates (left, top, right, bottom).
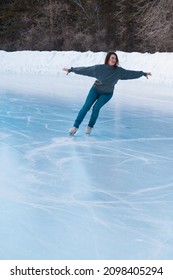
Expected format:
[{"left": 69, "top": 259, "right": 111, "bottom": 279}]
[
  {"left": 0, "top": 0, "right": 172, "bottom": 52},
  {"left": 133, "top": 0, "right": 173, "bottom": 52}
]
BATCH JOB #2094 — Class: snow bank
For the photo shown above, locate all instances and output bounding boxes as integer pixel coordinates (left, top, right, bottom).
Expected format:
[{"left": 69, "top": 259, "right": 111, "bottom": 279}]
[{"left": 0, "top": 50, "right": 173, "bottom": 85}]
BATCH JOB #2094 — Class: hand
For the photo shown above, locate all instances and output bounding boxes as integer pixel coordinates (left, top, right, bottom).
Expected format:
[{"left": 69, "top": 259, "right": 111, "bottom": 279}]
[
  {"left": 63, "top": 68, "right": 70, "bottom": 75},
  {"left": 145, "top": 72, "right": 152, "bottom": 79}
]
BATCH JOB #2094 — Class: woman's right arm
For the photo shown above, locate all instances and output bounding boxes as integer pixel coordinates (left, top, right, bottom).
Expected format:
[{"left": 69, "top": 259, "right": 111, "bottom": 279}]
[{"left": 63, "top": 65, "right": 97, "bottom": 78}]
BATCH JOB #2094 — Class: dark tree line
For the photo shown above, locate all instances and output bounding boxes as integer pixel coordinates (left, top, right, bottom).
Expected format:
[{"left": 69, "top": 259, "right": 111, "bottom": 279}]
[{"left": 0, "top": 0, "right": 172, "bottom": 52}]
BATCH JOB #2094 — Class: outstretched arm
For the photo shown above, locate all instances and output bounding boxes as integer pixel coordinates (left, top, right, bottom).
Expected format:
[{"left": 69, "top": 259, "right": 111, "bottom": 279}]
[
  {"left": 62, "top": 65, "right": 97, "bottom": 78},
  {"left": 119, "top": 67, "right": 152, "bottom": 80}
]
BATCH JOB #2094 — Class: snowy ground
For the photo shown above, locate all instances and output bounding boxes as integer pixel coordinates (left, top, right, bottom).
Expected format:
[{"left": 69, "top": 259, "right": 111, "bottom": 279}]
[{"left": 0, "top": 51, "right": 173, "bottom": 260}]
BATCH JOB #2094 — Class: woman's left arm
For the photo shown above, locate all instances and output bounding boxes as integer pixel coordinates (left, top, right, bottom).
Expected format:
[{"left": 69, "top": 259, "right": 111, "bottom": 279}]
[{"left": 119, "top": 67, "right": 152, "bottom": 80}]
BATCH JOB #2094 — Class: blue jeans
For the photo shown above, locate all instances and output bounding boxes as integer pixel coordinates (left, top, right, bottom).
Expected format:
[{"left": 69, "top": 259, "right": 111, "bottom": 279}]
[{"left": 74, "top": 86, "right": 113, "bottom": 128}]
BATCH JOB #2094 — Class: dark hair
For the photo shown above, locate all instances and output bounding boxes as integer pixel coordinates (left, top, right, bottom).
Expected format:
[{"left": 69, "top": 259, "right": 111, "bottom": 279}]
[{"left": 104, "top": 51, "right": 119, "bottom": 67}]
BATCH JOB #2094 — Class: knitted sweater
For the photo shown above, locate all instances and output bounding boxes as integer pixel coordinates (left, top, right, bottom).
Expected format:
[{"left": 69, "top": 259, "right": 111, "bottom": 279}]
[{"left": 70, "top": 64, "right": 146, "bottom": 93}]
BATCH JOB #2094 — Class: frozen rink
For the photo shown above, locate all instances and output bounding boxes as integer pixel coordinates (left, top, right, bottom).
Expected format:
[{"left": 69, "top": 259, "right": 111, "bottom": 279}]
[{"left": 0, "top": 51, "right": 173, "bottom": 260}]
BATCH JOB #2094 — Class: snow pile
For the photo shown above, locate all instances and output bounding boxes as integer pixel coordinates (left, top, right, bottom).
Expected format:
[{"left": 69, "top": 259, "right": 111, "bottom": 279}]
[{"left": 0, "top": 50, "right": 173, "bottom": 85}]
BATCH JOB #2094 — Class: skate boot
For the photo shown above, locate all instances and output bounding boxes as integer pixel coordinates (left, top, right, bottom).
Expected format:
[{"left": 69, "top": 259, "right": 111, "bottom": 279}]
[
  {"left": 85, "top": 126, "right": 92, "bottom": 135},
  {"left": 69, "top": 126, "right": 78, "bottom": 135}
]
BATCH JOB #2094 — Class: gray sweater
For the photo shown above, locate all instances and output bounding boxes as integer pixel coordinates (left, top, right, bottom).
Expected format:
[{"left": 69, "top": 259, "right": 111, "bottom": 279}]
[{"left": 70, "top": 64, "right": 146, "bottom": 93}]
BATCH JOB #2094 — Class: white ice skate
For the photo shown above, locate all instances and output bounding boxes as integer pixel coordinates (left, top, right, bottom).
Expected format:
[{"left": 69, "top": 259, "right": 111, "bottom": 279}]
[
  {"left": 69, "top": 126, "right": 78, "bottom": 135},
  {"left": 85, "top": 126, "right": 92, "bottom": 135}
]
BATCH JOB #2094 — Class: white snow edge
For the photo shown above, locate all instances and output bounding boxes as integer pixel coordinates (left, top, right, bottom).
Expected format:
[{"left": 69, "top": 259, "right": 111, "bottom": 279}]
[{"left": 0, "top": 50, "right": 173, "bottom": 85}]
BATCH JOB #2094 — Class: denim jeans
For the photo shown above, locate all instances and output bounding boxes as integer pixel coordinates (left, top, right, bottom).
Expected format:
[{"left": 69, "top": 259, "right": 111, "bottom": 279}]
[{"left": 74, "top": 86, "right": 113, "bottom": 128}]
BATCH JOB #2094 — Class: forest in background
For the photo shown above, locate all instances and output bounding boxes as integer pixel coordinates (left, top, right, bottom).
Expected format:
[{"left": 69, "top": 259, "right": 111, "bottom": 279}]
[{"left": 0, "top": 0, "right": 172, "bottom": 53}]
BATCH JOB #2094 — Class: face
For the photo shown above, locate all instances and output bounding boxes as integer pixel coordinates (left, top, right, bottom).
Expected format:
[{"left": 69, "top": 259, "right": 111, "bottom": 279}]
[{"left": 108, "top": 54, "right": 117, "bottom": 66}]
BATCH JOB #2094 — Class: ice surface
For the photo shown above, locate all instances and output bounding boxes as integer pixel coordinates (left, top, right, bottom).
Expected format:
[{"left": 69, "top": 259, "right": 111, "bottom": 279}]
[{"left": 0, "top": 51, "right": 173, "bottom": 260}]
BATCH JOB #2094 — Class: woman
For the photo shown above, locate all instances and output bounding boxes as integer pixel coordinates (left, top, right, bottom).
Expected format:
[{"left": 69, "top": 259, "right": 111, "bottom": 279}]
[{"left": 63, "top": 51, "right": 151, "bottom": 135}]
